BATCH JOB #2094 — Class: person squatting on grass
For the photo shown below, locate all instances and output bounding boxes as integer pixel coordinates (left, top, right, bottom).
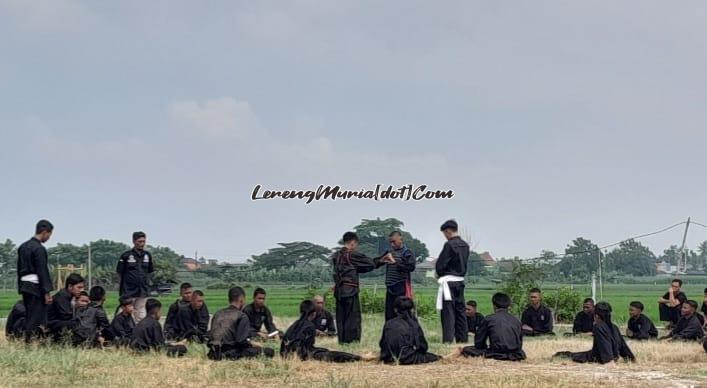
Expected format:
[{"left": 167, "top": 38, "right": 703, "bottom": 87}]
[{"left": 130, "top": 298, "right": 187, "bottom": 357}]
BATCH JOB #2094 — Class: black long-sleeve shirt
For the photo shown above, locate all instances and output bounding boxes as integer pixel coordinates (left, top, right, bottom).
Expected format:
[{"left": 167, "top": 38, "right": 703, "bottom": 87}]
[
  {"left": 669, "top": 315, "right": 704, "bottom": 341},
  {"left": 572, "top": 311, "right": 594, "bottom": 334},
  {"left": 474, "top": 309, "right": 523, "bottom": 352},
  {"left": 332, "top": 248, "right": 383, "bottom": 298},
  {"left": 467, "top": 312, "right": 485, "bottom": 334},
  {"left": 383, "top": 245, "right": 415, "bottom": 287},
  {"left": 17, "top": 237, "right": 53, "bottom": 297},
  {"left": 435, "top": 236, "right": 469, "bottom": 277},
  {"left": 48, "top": 288, "right": 74, "bottom": 323},
  {"left": 131, "top": 316, "right": 166, "bottom": 352},
  {"left": 521, "top": 304, "right": 554, "bottom": 335},
  {"left": 626, "top": 314, "right": 658, "bottom": 340},
  {"left": 208, "top": 305, "right": 253, "bottom": 350},
  {"left": 6, "top": 300, "right": 26, "bottom": 338},
  {"left": 314, "top": 310, "right": 336, "bottom": 336},
  {"left": 116, "top": 248, "right": 154, "bottom": 298},
  {"left": 110, "top": 312, "right": 135, "bottom": 340},
  {"left": 243, "top": 303, "right": 278, "bottom": 335},
  {"left": 167, "top": 303, "right": 210, "bottom": 341},
  {"left": 589, "top": 322, "right": 635, "bottom": 364}
]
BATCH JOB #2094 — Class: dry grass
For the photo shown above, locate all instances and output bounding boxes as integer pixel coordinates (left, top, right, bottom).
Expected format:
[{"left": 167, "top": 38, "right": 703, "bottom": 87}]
[{"left": 1, "top": 316, "right": 705, "bottom": 388}]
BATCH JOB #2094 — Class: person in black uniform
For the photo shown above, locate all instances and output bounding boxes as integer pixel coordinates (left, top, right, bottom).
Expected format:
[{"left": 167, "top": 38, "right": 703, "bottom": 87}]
[
  {"left": 164, "top": 282, "right": 194, "bottom": 336},
  {"left": 571, "top": 298, "right": 595, "bottom": 336},
  {"left": 661, "top": 300, "right": 704, "bottom": 341},
  {"left": 281, "top": 300, "right": 363, "bottom": 363},
  {"left": 459, "top": 293, "right": 526, "bottom": 361},
  {"left": 88, "top": 286, "right": 111, "bottom": 343},
  {"left": 626, "top": 301, "right": 658, "bottom": 340},
  {"left": 312, "top": 295, "right": 336, "bottom": 337},
  {"left": 658, "top": 278, "right": 688, "bottom": 326},
  {"left": 47, "top": 273, "right": 85, "bottom": 342},
  {"left": 332, "top": 231, "right": 393, "bottom": 344},
  {"left": 465, "top": 300, "right": 485, "bottom": 335},
  {"left": 243, "top": 287, "right": 280, "bottom": 340},
  {"left": 130, "top": 298, "right": 186, "bottom": 357},
  {"left": 110, "top": 297, "right": 136, "bottom": 346},
  {"left": 5, "top": 300, "right": 26, "bottom": 340},
  {"left": 379, "top": 296, "right": 442, "bottom": 365},
  {"left": 435, "top": 219, "right": 470, "bottom": 344},
  {"left": 521, "top": 288, "right": 554, "bottom": 336},
  {"left": 117, "top": 231, "right": 154, "bottom": 324},
  {"left": 166, "top": 290, "right": 209, "bottom": 342},
  {"left": 17, "top": 219, "right": 55, "bottom": 343},
  {"left": 381, "top": 231, "right": 416, "bottom": 321},
  {"left": 207, "top": 286, "right": 274, "bottom": 360}
]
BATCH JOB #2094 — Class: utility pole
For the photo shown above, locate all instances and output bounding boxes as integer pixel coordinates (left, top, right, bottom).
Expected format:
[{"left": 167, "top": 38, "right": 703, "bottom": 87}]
[
  {"left": 88, "top": 242, "right": 92, "bottom": 289},
  {"left": 591, "top": 272, "right": 596, "bottom": 303},
  {"left": 677, "top": 217, "right": 691, "bottom": 275},
  {"left": 597, "top": 249, "right": 603, "bottom": 300}
]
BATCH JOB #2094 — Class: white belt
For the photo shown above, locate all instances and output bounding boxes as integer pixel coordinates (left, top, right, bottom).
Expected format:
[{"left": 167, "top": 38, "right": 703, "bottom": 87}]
[
  {"left": 436, "top": 275, "right": 465, "bottom": 310},
  {"left": 21, "top": 274, "right": 39, "bottom": 284}
]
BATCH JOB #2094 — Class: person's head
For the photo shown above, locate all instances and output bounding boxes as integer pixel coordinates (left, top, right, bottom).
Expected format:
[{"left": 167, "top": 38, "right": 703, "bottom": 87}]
[
  {"left": 35, "top": 219, "right": 54, "bottom": 243},
  {"left": 179, "top": 282, "right": 194, "bottom": 302},
  {"left": 312, "top": 295, "right": 325, "bottom": 312},
  {"left": 465, "top": 300, "right": 478, "bottom": 316},
  {"left": 65, "top": 273, "right": 85, "bottom": 297},
  {"left": 145, "top": 298, "right": 162, "bottom": 319},
  {"left": 681, "top": 300, "right": 697, "bottom": 317},
  {"left": 253, "top": 287, "right": 267, "bottom": 308},
  {"left": 76, "top": 291, "right": 90, "bottom": 308},
  {"left": 440, "top": 219, "right": 458, "bottom": 240},
  {"left": 132, "top": 231, "right": 146, "bottom": 251},
  {"left": 671, "top": 278, "right": 683, "bottom": 293},
  {"left": 582, "top": 298, "right": 595, "bottom": 313},
  {"left": 342, "top": 231, "right": 359, "bottom": 250},
  {"left": 594, "top": 301, "right": 612, "bottom": 324},
  {"left": 190, "top": 290, "right": 205, "bottom": 310},
  {"left": 628, "top": 301, "right": 644, "bottom": 318},
  {"left": 228, "top": 286, "right": 246, "bottom": 308},
  {"left": 119, "top": 297, "right": 135, "bottom": 315},
  {"left": 703, "top": 287, "right": 707, "bottom": 302},
  {"left": 528, "top": 288, "right": 542, "bottom": 306},
  {"left": 389, "top": 231, "right": 403, "bottom": 249},
  {"left": 299, "top": 300, "right": 317, "bottom": 321},
  {"left": 491, "top": 292, "right": 511, "bottom": 310},
  {"left": 89, "top": 285, "right": 106, "bottom": 304},
  {"left": 393, "top": 296, "right": 415, "bottom": 316}
]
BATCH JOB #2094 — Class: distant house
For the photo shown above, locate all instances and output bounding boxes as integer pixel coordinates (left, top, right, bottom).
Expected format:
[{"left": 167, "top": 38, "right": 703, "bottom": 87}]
[
  {"left": 207, "top": 259, "right": 218, "bottom": 266},
  {"left": 417, "top": 258, "right": 437, "bottom": 278},
  {"left": 479, "top": 251, "right": 496, "bottom": 267},
  {"left": 180, "top": 256, "right": 201, "bottom": 271}
]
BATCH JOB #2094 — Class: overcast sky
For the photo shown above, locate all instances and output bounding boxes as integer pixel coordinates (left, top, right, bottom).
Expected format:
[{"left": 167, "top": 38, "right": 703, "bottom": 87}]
[{"left": 1, "top": 1, "right": 707, "bottom": 263}]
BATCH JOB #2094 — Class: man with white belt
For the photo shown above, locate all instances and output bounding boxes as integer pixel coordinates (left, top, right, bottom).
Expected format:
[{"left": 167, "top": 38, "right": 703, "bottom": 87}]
[
  {"left": 117, "top": 231, "right": 154, "bottom": 323},
  {"left": 16, "top": 219, "right": 55, "bottom": 343},
  {"left": 435, "top": 219, "right": 470, "bottom": 343}
]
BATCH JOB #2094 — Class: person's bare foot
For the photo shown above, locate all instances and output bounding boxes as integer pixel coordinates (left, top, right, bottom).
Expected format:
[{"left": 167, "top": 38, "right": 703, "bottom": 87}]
[
  {"left": 360, "top": 352, "right": 377, "bottom": 361},
  {"left": 443, "top": 347, "right": 463, "bottom": 359}
]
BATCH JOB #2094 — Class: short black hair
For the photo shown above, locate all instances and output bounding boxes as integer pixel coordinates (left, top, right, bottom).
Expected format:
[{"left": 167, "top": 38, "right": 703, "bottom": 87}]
[
  {"left": 89, "top": 286, "right": 105, "bottom": 302},
  {"left": 145, "top": 298, "right": 161, "bottom": 315},
  {"left": 529, "top": 287, "right": 542, "bottom": 294},
  {"left": 36, "top": 219, "right": 54, "bottom": 234},
  {"left": 595, "top": 301, "right": 612, "bottom": 323},
  {"left": 583, "top": 298, "right": 594, "bottom": 304},
  {"left": 119, "top": 297, "right": 134, "bottom": 307},
  {"left": 671, "top": 278, "right": 683, "bottom": 286},
  {"left": 466, "top": 300, "right": 477, "bottom": 307},
  {"left": 192, "top": 290, "right": 204, "bottom": 298},
  {"left": 629, "top": 301, "right": 644, "bottom": 311},
  {"left": 440, "top": 219, "right": 458, "bottom": 232},
  {"left": 299, "top": 300, "right": 316, "bottom": 316},
  {"left": 393, "top": 296, "right": 415, "bottom": 313},
  {"left": 132, "top": 231, "right": 146, "bottom": 242},
  {"left": 342, "top": 231, "right": 359, "bottom": 243},
  {"left": 388, "top": 230, "right": 402, "bottom": 237},
  {"left": 77, "top": 291, "right": 89, "bottom": 298},
  {"left": 228, "top": 286, "right": 245, "bottom": 303},
  {"left": 492, "top": 292, "right": 511, "bottom": 309},
  {"left": 253, "top": 287, "right": 266, "bottom": 298},
  {"left": 704, "top": 287, "right": 707, "bottom": 294},
  {"left": 65, "top": 273, "right": 85, "bottom": 288},
  {"left": 685, "top": 300, "right": 698, "bottom": 310},
  {"left": 180, "top": 282, "right": 193, "bottom": 291}
]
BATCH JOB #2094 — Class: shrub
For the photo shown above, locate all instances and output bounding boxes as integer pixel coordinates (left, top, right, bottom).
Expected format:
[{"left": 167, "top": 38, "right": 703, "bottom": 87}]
[
  {"left": 359, "top": 288, "right": 385, "bottom": 314},
  {"left": 544, "top": 286, "right": 582, "bottom": 323}
]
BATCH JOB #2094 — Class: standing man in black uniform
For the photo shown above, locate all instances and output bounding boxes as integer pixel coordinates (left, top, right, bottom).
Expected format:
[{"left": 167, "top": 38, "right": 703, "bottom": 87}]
[
  {"left": 435, "top": 219, "right": 470, "bottom": 344},
  {"left": 332, "top": 231, "right": 393, "bottom": 344},
  {"left": 381, "top": 231, "right": 416, "bottom": 321},
  {"left": 117, "top": 231, "right": 154, "bottom": 324},
  {"left": 17, "top": 219, "right": 55, "bottom": 343}
]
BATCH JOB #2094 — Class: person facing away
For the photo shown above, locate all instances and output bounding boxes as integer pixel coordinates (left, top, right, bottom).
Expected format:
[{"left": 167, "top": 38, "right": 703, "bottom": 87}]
[
  {"left": 5, "top": 300, "right": 26, "bottom": 341},
  {"left": 110, "top": 297, "right": 136, "bottom": 346},
  {"left": 658, "top": 278, "right": 687, "bottom": 326},
  {"left": 554, "top": 302, "right": 635, "bottom": 364},
  {"left": 460, "top": 292, "right": 526, "bottom": 361},
  {"left": 281, "top": 300, "right": 362, "bottom": 363},
  {"left": 17, "top": 219, "right": 55, "bottom": 343},
  {"left": 48, "top": 273, "right": 85, "bottom": 341},
  {"left": 312, "top": 295, "right": 336, "bottom": 337},
  {"left": 435, "top": 219, "right": 470, "bottom": 344},
  {"left": 332, "top": 231, "right": 393, "bottom": 344},
  {"left": 130, "top": 298, "right": 186, "bottom": 357},
  {"left": 88, "top": 286, "right": 111, "bottom": 342},
  {"left": 117, "top": 231, "right": 154, "bottom": 324},
  {"left": 243, "top": 287, "right": 280, "bottom": 340},
  {"left": 164, "top": 282, "right": 195, "bottom": 336},
  {"left": 702, "top": 288, "right": 707, "bottom": 318},
  {"left": 521, "top": 288, "right": 554, "bottom": 336},
  {"left": 167, "top": 290, "right": 209, "bottom": 342},
  {"left": 465, "top": 300, "right": 485, "bottom": 335},
  {"left": 380, "top": 231, "right": 416, "bottom": 321},
  {"left": 571, "top": 298, "right": 595, "bottom": 336},
  {"left": 626, "top": 301, "right": 658, "bottom": 340},
  {"left": 207, "top": 286, "right": 274, "bottom": 360},
  {"left": 661, "top": 300, "right": 704, "bottom": 341},
  {"left": 379, "top": 296, "right": 442, "bottom": 365}
]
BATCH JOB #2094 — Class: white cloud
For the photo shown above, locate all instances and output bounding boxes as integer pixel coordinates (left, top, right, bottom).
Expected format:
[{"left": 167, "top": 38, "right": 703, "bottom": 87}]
[{"left": 168, "top": 98, "right": 262, "bottom": 141}]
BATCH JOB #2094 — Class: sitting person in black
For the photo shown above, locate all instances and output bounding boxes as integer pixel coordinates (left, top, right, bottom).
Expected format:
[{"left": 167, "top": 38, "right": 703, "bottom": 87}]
[
  {"left": 71, "top": 291, "right": 109, "bottom": 347},
  {"left": 47, "top": 273, "right": 85, "bottom": 342},
  {"left": 661, "top": 300, "right": 704, "bottom": 341},
  {"left": 130, "top": 298, "right": 187, "bottom": 357},
  {"left": 465, "top": 300, "right": 485, "bottom": 335},
  {"left": 570, "top": 298, "right": 595, "bottom": 336},
  {"left": 379, "top": 296, "right": 441, "bottom": 365},
  {"left": 243, "top": 287, "right": 280, "bottom": 340},
  {"left": 110, "top": 297, "right": 136, "bottom": 346},
  {"left": 658, "top": 278, "right": 688, "bottom": 326},
  {"left": 626, "top": 301, "right": 658, "bottom": 340},
  {"left": 165, "top": 290, "right": 209, "bottom": 342},
  {"left": 5, "top": 300, "right": 26, "bottom": 340},
  {"left": 312, "top": 295, "right": 336, "bottom": 337},
  {"left": 521, "top": 288, "right": 554, "bottom": 336}
]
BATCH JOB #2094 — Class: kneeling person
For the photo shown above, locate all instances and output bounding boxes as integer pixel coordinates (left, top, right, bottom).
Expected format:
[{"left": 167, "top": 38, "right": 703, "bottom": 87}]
[
  {"left": 130, "top": 298, "right": 187, "bottom": 357},
  {"left": 166, "top": 290, "right": 209, "bottom": 342},
  {"left": 460, "top": 292, "right": 526, "bottom": 361},
  {"left": 379, "top": 296, "right": 441, "bottom": 365}
]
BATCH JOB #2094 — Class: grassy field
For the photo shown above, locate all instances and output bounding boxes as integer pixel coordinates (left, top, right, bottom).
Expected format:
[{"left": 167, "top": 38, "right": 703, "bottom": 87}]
[{"left": 0, "top": 315, "right": 705, "bottom": 387}]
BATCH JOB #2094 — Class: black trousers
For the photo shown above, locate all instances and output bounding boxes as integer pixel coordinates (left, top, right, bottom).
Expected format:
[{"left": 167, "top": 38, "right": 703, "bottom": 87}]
[
  {"left": 440, "top": 281, "right": 468, "bottom": 343},
  {"left": 336, "top": 294, "right": 361, "bottom": 344},
  {"left": 22, "top": 293, "right": 47, "bottom": 343},
  {"left": 385, "top": 282, "right": 406, "bottom": 321},
  {"left": 208, "top": 345, "right": 275, "bottom": 360},
  {"left": 311, "top": 347, "right": 361, "bottom": 363}
]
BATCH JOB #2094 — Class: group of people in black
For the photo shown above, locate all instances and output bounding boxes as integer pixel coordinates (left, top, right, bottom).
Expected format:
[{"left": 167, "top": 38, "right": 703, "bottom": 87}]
[{"left": 7, "top": 219, "right": 707, "bottom": 366}]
